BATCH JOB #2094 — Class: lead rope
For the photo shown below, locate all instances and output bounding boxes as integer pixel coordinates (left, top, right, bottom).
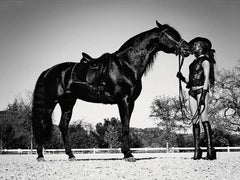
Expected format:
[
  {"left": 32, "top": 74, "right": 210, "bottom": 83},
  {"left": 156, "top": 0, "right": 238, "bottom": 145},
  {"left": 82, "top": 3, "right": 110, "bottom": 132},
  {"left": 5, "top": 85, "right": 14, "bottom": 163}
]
[
  {"left": 178, "top": 55, "right": 205, "bottom": 125},
  {"left": 178, "top": 55, "right": 191, "bottom": 122}
]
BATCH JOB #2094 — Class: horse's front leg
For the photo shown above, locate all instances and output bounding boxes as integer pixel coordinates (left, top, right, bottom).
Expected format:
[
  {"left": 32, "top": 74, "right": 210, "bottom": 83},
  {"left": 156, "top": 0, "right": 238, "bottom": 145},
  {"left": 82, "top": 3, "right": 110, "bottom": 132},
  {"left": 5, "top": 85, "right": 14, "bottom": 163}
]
[
  {"left": 36, "top": 144, "right": 44, "bottom": 161},
  {"left": 118, "top": 98, "right": 135, "bottom": 162}
]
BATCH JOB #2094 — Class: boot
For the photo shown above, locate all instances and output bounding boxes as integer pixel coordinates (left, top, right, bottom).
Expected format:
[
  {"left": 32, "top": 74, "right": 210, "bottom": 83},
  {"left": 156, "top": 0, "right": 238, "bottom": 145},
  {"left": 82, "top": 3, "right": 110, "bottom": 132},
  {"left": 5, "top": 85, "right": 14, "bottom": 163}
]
[
  {"left": 192, "top": 123, "right": 202, "bottom": 160},
  {"left": 202, "top": 121, "right": 216, "bottom": 160}
]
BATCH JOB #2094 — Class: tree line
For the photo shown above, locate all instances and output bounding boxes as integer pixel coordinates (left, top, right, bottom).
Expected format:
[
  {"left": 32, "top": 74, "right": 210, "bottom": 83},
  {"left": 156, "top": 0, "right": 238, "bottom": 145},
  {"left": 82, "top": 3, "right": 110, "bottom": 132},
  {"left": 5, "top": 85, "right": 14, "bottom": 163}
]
[{"left": 1, "top": 63, "right": 240, "bottom": 150}]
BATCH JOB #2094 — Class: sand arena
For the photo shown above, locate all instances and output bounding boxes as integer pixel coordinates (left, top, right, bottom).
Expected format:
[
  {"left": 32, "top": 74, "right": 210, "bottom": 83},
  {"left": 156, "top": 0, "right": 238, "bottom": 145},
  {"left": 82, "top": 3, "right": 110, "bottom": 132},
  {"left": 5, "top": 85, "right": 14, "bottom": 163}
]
[{"left": 0, "top": 152, "right": 240, "bottom": 179}]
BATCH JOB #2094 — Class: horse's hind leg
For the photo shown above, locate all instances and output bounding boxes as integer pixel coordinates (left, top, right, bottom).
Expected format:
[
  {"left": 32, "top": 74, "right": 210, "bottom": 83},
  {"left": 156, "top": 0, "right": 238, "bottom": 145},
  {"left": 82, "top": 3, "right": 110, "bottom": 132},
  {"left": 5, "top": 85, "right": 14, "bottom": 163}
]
[
  {"left": 36, "top": 102, "right": 56, "bottom": 162},
  {"left": 58, "top": 95, "right": 76, "bottom": 160}
]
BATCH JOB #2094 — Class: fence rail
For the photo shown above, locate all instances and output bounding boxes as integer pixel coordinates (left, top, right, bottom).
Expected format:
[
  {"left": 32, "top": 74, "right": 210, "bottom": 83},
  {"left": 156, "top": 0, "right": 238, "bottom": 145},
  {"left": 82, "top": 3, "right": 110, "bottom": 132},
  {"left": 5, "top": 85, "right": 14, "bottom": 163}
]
[{"left": 1, "top": 146, "right": 240, "bottom": 155}]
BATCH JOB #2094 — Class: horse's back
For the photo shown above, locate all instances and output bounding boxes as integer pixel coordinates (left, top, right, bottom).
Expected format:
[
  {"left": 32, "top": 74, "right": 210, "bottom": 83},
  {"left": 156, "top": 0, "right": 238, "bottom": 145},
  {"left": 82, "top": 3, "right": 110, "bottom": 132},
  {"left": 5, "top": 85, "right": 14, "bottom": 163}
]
[{"left": 42, "top": 62, "right": 76, "bottom": 78}]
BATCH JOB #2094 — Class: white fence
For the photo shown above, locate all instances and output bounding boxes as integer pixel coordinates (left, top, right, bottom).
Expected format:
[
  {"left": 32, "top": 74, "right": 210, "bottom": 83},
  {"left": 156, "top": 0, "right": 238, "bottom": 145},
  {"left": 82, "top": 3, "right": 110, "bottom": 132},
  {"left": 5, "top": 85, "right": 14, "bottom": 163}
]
[{"left": 1, "top": 147, "right": 240, "bottom": 155}]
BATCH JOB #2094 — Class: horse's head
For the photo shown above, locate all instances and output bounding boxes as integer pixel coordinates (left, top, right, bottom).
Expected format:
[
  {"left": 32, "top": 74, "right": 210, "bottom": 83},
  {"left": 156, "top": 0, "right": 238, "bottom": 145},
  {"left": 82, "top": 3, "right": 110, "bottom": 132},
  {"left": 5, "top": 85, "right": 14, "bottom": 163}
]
[{"left": 156, "top": 21, "right": 191, "bottom": 57}]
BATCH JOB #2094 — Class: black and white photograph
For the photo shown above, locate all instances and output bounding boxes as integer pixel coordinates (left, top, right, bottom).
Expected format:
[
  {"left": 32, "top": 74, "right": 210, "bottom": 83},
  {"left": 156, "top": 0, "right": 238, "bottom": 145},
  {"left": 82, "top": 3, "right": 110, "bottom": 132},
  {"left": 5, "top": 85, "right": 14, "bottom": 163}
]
[{"left": 0, "top": 0, "right": 240, "bottom": 179}]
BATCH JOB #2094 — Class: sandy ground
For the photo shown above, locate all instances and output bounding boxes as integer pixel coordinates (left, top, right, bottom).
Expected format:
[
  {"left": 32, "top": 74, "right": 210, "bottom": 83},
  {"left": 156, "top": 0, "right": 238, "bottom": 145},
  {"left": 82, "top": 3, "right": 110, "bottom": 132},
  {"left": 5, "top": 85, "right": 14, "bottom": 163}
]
[{"left": 0, "top": 152, "right": 240, "bottom": 180}]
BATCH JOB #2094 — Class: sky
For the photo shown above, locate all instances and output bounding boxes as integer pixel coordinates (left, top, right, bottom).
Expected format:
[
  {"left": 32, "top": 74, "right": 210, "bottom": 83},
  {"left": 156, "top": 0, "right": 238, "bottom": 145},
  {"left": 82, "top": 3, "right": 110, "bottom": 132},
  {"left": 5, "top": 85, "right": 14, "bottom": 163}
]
[{"left": 0, "top": 0, "right": 240, "bottom": 128}]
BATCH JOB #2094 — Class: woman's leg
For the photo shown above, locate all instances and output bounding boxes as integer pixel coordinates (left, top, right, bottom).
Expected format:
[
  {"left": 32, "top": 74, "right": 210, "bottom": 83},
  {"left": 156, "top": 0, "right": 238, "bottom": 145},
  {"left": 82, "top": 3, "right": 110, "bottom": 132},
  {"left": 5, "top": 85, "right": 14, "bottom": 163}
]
[
  {"left": 189, "top": 94, "right": 198, "bottom": 118},
  {"left": 199, "top": 93, "right": 216, "bottom": 160},
  {"left": 198, "top": 91, "right": 209, "bottom": 123},
  {"left": 189, "top": 95, "right": 202, "bottom": 159}
]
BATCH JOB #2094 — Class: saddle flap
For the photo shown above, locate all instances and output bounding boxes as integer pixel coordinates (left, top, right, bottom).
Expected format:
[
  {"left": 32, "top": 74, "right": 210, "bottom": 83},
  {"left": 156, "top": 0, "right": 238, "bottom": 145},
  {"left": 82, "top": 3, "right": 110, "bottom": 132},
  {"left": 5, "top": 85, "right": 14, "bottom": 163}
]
[{"left": 86, "top": 63, "right": 105, "bottom": 84}]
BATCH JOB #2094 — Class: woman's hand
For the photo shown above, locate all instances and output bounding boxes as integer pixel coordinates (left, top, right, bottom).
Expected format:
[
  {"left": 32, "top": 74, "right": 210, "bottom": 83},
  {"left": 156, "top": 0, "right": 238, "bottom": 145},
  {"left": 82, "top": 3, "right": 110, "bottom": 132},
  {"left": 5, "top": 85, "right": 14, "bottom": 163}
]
[
  {"left": 199, "top": 89, "right": 208, "bottom": 106},
  {"left": 176, "top": 72, "right": 186, "bottom": 83}
]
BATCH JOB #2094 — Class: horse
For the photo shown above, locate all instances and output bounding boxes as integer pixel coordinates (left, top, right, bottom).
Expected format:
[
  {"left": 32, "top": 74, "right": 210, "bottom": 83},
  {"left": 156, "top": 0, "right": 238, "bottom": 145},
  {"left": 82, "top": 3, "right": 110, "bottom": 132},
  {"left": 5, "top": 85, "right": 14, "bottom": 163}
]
[{"left": 32, "top": 21, "right": 191, "bottom": 162}]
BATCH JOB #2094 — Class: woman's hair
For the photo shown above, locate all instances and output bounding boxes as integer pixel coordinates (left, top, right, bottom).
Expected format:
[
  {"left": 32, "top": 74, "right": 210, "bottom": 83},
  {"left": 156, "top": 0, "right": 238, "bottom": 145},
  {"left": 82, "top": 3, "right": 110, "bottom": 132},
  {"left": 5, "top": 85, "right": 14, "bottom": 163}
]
[
  {"left": 192, "top": 39, "right": 216, "bottom": 87},
  {"left": 207, "top": 49, "right": 216, "bottom": 86}
]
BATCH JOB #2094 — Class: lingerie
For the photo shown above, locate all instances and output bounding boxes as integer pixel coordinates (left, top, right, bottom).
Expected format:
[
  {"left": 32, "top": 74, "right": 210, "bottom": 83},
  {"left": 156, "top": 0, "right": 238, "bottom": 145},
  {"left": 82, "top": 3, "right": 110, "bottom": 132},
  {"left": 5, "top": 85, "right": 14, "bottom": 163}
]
[
  {"left": 187, "top": 56, "right": 210, "bottom": 88},
  {"left": 188, "top": 88, "right": 203, "bottom": 101}
]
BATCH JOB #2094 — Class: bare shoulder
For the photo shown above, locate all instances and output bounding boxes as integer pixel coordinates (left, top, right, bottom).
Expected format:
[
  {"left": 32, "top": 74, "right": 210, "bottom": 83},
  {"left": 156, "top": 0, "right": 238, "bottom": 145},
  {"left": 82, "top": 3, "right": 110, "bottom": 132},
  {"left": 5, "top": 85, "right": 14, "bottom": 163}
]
[{"left": 202, "top": 58, "right": 210, "bottom": 67}]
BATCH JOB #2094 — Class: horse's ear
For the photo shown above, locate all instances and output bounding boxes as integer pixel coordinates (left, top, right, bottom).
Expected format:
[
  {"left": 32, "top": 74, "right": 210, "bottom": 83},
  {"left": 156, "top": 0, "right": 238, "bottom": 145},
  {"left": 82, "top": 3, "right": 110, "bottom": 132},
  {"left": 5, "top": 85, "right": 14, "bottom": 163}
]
[{"left": 156, "top": 21, "right": 162, "bottom": 29}]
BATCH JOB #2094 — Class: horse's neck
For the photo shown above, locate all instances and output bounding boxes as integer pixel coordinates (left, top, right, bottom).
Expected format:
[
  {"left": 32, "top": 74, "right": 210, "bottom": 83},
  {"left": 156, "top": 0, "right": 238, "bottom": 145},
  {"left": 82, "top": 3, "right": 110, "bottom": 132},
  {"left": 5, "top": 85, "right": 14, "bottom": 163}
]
[
  {"left": 124, "top": 44, "right": 157, "bottom": 79},
  {"left": 115, "top": 31, "right": 161, "bottom": 79}
]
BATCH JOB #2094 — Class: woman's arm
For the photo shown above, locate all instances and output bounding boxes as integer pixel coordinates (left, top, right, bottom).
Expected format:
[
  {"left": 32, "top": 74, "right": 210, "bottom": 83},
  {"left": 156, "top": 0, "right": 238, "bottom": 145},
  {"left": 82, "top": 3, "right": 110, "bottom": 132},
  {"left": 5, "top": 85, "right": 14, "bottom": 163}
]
[
  {"left": 202, "top": 60, "right": 210, "bottom": 90},
  {"left": 199, "top": 60, "right": 210, "bottom": 106}
]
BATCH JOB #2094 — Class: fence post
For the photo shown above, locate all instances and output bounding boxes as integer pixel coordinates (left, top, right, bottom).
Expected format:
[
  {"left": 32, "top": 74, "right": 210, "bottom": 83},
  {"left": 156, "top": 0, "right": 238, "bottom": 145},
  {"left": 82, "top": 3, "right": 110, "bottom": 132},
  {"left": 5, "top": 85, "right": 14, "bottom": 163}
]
[
  {"left": 228, "top": 146, "right": 230, "bottom": 152},
  {"left": 18, "top": 148, "right": 21, "bottom": 155},
  {"left": 93, "top": 148, "right": 96, "bottom": 154},
  {"left": 166, "top": 142, "right": 169, "bottom": 153}
]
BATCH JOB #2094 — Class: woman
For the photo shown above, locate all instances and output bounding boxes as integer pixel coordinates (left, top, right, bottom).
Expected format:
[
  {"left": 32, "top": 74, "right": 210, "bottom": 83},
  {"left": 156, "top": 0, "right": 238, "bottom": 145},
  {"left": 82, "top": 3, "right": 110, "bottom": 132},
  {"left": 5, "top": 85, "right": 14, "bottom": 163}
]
[{"left": 177, "top": 37, "right": 216, "bottom": 160}]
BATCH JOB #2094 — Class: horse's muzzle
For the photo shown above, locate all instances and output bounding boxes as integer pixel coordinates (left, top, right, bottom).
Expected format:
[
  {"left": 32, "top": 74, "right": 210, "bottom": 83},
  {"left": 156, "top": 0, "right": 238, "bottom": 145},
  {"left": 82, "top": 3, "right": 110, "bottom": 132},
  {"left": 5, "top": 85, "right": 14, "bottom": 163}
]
[
  {"left": 176, "top": 48, "right": 191, "bottom": 57},
  {"left": 182, "top": 50, "right": 191, "bottom": 57}
]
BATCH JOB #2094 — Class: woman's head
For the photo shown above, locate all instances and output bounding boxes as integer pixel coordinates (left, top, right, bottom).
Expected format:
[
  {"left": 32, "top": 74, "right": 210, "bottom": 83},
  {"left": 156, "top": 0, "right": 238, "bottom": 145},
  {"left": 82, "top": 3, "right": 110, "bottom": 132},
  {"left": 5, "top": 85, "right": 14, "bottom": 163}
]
[
  {"left": 190, "top": 37, "right": 216, "bottom": 86},
  {"left": 189, "top": 37, "right": 212, "bottom": 56}
]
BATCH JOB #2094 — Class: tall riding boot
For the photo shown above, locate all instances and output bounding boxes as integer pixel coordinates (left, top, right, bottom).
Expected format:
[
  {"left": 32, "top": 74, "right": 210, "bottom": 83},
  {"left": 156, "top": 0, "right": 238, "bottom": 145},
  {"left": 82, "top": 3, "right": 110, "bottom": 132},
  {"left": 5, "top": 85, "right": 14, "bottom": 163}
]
[
  {"left": 193, "top": 123, "right": 202, "bottom": 160},
  {"left": 202, "top": 121, "right": 216, "bottom": 160}
]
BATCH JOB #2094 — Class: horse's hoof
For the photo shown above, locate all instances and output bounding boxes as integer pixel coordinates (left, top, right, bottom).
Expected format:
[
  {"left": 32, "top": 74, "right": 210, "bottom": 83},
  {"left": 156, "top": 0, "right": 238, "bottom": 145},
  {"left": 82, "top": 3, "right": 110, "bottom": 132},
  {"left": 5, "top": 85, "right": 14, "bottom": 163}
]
[
  {"left": 69, "top": 157, "right": 77, "bottom": 161},
  {"left": 37, "top": 157, "right": 45, "bottom": 162},
  {"left": 123, "top": 157, "right": 136, "bottom": 162}
]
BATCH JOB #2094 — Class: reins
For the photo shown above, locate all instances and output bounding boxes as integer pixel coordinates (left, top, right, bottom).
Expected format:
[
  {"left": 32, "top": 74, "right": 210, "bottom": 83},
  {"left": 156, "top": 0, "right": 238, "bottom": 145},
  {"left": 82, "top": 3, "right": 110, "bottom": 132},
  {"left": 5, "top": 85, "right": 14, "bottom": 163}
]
[
  {"left": 178, "top": 55, "right": 205, "bottom": 125},
  {"left": 162, "top": 28, "right": 205, "bottom": 125},
  {"left": 178, "top": 55, "right": 191, "bottom": 121}
]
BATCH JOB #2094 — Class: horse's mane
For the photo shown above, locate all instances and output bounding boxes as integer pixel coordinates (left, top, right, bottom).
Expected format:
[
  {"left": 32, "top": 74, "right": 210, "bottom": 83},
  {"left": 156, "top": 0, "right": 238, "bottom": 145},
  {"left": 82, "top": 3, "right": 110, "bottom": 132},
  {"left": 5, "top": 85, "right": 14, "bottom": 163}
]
[
  {"left": 115, "top": 24, "right": 181, "bottom": 75},
  {"left": 116, "top": 28, "right": 159, "bottom": 53}
]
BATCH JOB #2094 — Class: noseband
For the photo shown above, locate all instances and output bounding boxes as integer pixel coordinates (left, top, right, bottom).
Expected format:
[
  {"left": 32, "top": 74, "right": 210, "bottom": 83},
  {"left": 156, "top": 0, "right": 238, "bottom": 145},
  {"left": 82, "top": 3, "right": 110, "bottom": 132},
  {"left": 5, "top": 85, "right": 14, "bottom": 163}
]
[{"left": 162, "top": 29, "right": 188, "bottom": 56}]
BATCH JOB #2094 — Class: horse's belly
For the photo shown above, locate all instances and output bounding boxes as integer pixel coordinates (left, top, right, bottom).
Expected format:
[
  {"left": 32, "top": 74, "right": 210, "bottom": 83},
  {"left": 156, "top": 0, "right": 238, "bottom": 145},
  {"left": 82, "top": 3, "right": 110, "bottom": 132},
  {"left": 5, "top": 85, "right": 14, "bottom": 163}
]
[{"left": 71, "top": 82, "right": 116, "bottom": 104}]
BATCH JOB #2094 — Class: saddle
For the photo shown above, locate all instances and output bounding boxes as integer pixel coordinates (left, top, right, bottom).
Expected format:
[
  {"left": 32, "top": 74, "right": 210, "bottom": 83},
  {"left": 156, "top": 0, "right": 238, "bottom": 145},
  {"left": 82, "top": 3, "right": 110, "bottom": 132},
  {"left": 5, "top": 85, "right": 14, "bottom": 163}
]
[{"left": 72, "top": 52, "right": 112, "bottom": 85}]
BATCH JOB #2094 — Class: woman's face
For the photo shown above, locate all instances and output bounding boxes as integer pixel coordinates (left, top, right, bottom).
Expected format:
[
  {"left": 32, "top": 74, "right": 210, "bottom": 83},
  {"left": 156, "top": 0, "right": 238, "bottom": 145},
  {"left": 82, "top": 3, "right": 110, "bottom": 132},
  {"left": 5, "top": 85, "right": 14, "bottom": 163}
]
[{"left": 193, "top": 41, "right": 204, "bottom": 57}]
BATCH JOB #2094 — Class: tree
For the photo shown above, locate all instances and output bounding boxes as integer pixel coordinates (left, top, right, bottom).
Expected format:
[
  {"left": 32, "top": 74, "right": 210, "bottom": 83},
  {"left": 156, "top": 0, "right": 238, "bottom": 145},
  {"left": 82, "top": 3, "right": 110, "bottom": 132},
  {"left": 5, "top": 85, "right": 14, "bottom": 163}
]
[
  {"left": 150, "top": 96, "right": 188, "bottom": 147},
  {"left": 45, "top": 125, "right": 63, "bottom": 149},
  {"left": 176, "top": 134, "right": 186, "bottom": 147},
  {"left": 93, "top": 117, "right": 122, "bottom": 148},
  {"left": 209, "top": 64, "right": 240, "bottom": 132},
  {"left": 104, "top": 124, "right": 120, "bottom": 148},
  {"left": 212, "top": 128, "right": 230, "bottom": 147},
  {"left": 0, "top": 122, "right": 15, "bottom": 149},
  {"left": 0, "top": 94, "right": 32, "bottom": 149},
  {"left": 129, "top": 129, "right": 144, "bottom": 148},
  {"left": 68, "top": 120, "right": 98, "bottom": 148},
  {"left": 93, "top": 121, "right": 109, "bottom": 148}
]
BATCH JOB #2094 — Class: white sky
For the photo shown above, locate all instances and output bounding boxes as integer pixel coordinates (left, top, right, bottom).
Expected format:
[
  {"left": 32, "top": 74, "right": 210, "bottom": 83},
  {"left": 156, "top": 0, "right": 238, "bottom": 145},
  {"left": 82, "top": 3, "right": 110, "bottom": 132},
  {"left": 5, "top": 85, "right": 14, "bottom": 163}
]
[{"left": 0, "top": 0, "right": 240, "bottom": 128}]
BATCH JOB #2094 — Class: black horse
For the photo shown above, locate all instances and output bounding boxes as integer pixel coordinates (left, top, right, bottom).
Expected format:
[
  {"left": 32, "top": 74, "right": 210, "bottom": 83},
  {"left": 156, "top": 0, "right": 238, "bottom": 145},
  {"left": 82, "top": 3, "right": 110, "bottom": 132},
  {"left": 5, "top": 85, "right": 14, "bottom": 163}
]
[{"left": 32, "top": 21, "right": 191, "bottom": 161}]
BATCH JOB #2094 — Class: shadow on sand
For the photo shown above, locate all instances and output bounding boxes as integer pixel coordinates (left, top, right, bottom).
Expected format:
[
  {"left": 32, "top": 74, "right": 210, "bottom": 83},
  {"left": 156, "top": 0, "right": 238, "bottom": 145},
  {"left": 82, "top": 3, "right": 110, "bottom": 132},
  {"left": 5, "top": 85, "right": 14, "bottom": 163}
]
[{"left": 48, "top": 157, "right": 157, "bottom": 162}]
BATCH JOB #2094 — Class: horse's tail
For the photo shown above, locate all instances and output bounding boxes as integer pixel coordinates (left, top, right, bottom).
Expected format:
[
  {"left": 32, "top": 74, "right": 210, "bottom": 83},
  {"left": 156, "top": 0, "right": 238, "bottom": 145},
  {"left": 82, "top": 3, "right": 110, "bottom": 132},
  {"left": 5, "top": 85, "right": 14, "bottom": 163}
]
[{"left": 32, "top": 71, "right": 52, "bottom": 145}]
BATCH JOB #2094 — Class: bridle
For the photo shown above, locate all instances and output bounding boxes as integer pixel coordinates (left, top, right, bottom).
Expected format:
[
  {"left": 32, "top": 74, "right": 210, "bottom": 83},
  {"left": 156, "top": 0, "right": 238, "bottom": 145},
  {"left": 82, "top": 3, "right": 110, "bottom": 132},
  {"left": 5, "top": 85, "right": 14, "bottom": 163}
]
[{"left": 161, "top": 29, "right": 190, "bottom": 57}]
